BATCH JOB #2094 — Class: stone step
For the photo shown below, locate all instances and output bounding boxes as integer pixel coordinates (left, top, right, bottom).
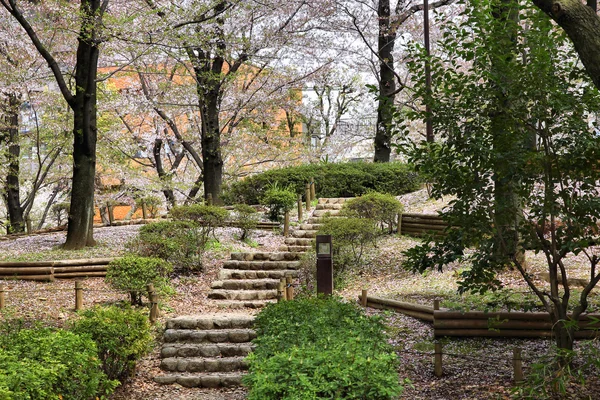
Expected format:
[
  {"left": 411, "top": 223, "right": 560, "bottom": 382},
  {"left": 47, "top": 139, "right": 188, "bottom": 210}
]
[
  {"left": 284, "top": 237, "right": 313, "bottom": 246},
  {"left": 315, "top": 203, "right": 343, "bottom": 210},
  {"left": 166, "top": 314, "right": 254, "bottom": 330},
  {"left": 312, "top": 209, "right": 341, "bottom": 217},
  {"left": 218, "top": 269, "right": 299, "bottom": 280},
  {"left": 161, "top": 343, "right": 254, "bottom": 359},
  {"left": 230, "top": 252, "right": 301, "bottom": 261},
  {"left": 318, "top": 197, "right": 354, "bottom": 204},
  {"left": 298, "top": 223, "right": 321, "bottom": 230},
  {"left": 160, "top": 356, "right": 248, "bottom": 373},
  {"left": 222, "top": 260, "right": 300, "bottom": 270},
  {"left": 163, "top": 328, "right": 257, "bottom": 344},
  {"left": 211, "top": 279, "right": 279, "bottom": 290},
  {"left": 154, "top": 372, "right": 244, "bottom": 388},
  {"left": 291, "top": 229, "right": 318, "bottom": 238},
  {"left": 207, "top": 289, "right": 277, "bottom": 301},
  {"left": 278, "top": 245, "right": 311, "bottom": 252},
  {"left": 212, "top": 299, "right": 275, "bottom": 309}
]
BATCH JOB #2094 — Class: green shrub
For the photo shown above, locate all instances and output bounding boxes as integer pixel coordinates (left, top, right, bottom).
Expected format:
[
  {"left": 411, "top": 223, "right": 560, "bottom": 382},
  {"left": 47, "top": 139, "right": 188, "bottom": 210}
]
[
  {"left": 71, "top": 305, "right": 153, "bottom": 383},
  {"left": 135, "top": 195, "right": 162, "bottom": 218},
  {"left": 233, "top": 204, "right": 259, "bottom": 240},
  {"left": 317, "top": 216, "right": 380, "bottom": 284},
  {"left": 0, "top": 327, "right": 117, "bottom": 400},
  {"left": 244, "top": 297, "right": 405, "bottom": 399},
  {"left": 106, "top": 255, "right": 172, "bottom": 305},
  {"left": 51, "top": 201, "right": 70, "bottom": 226},
  {"left": 261, "top": 184, "right": 296, "bottom": 222},
  {"left": 223, "top": 162, "right": 420, "bottom": 205},
  {"left": 342, "top": 192, "right": 403, "bottom": 233},
  {"left": 130, "top": 220, "right": 204, "bottom": 272},
  {"left": 170, "top": 204, "right": 229, "bottom": 243}
]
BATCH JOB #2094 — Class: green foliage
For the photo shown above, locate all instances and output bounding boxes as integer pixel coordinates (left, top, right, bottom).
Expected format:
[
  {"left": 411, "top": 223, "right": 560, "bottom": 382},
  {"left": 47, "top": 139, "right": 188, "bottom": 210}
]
[
  {"left": 129, "top": 220, "right": 204, "bottom": 272},
  {"left": 512, "top": 343, "right": 600, "bottom": 399},
  {"left": 342, "top": 192, "right": 403, "bottom": 233},
  {"left": 223, "top": 162, "right": 420, "bottom": 205},
  {"left": 232, "top": 204, "right": 259, "bottom": 240},
  {"left": 317, "top": 217, "right": 380, "bottom": 284},
  {"left": 244, "top": 297, "right": 405, "bottom": 399},
  {"left": 135, "top": 195, "right": 161, "bottom": 218},
  {"left": 401, "top": 0, "right": 600, "bottom": 351},
  {"left": 71, "top": 305, "right": 153, "bottom": 383},
  {"left": 0, "top": 327, "right": 117, "bottom": 400},
  {"left": 106, "top": 255, "right": 172, "bottom": 305},
  {"left": 170, "top": 204, "right": 229, "bottom": 244},
  {"left": 260, "top": 184, "right": 296, "bottom": 222}
]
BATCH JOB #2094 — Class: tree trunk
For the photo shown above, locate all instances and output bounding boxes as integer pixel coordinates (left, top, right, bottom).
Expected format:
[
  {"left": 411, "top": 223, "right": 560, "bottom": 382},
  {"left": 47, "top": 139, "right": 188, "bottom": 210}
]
[
  {"left": 63, "top": 0, "right": 102, "bottom": 249},
  {"left": 152, "top": 138, "right": 176, "bottom": 207},
  {"left": 374, "top": 0, "right": 397, "bottom": 163},
  {"left": 532, "top": 0, "right": 600, "bottom": 90},
  {"left": 201, "top": 96, "right": 223, "bottom": 205},
  {"left": 2, "top": 92, "right": 25, "bottom": 234}
]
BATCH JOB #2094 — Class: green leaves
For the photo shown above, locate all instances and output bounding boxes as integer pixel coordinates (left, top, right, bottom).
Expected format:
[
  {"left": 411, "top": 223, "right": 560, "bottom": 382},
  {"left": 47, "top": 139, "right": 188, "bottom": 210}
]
[{"left": 244, "top": 297, "right": 405, "bottom": 400}]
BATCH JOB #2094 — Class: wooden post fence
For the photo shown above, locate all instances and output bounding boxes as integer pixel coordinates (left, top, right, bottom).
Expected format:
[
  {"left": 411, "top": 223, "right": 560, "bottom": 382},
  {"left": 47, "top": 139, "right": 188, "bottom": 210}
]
[
  {"left": 277, "top": 279, "right": 286, "bottom": 302},
  {"left": 141, "top": 200, "right": 148, "bottom": 220},
  {"left": 0, "top": 284, "right": 4, "bottom": 309},
  {"left": 513, "top": 347, "right": 523, "bottom": 383},
  {"left": 285, "top": 275, "right": 294, "bottom": 300},
  {"left": 75, "top": 281, "right": 83, "bottom": 311},
  {"left": 434, "top": 342, "right": 443, "bottom": 377},
  {"left": 305, "top": 184, "right": 311, "bottom": 210},
  {"left": 147, "top": 283, "right": 159, "bottom": 323},
  {"left": 283, "top": 211, "right": 290, "bottom": 237},
  {"left": 310, "top": 178, "right": 316, "bottom": 201},
  {"left": 361, "top": 289, "right": 368, "bottom": 307},
  {"left": 297, "top": 194, "right": 303, "bottom": 222}
]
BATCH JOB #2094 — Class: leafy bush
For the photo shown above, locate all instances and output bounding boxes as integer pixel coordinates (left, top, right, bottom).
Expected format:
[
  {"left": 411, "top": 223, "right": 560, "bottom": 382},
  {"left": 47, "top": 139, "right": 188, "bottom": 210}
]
[
  {"left": 106, "top": 255, "right": 172, "bottom": 305},
  {"left": 135, "top": 195, "right": 162, "bottom": 218},
  {"left": 71, "top": 305, "right": 153, "bottom": 383},
  {"left": 342, "top": 192, "right": 403, "bottom": 233},
  {"left": 233, "top": 204, "right": 259, "bottom": 240},
  {"left": 317, "top": 216, "right": 380, "bottom": 284},
  {"left": 170, "top": 204, "right": 229, "bottom": 243},
  {"left": 0, "top": 327, "right": 117, "bottom": 400},
  {"left": 51, "top": 201, "right": 70, "bottom": 226},
  {"left": 244, "top": 297, "right": 405, "bottom": 399},
  {"left": 129, "top": 220, "right": 204, "bottom": 272},
  {"left": 223, "top": 162, "right": 420, "bottom": 205},
  {"left": 261, "top": 184, "right": 296, "bottom": 222}
]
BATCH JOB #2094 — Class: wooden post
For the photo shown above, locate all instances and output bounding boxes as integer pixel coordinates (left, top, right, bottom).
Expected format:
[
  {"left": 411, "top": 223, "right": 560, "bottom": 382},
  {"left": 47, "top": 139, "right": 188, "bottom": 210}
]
[
  {"left": 75, "top": 281, "right": 83, "bottom": 311},
  {"left": 310, "top": 178, "right": 316, "bottom": 200},
  {"left": 0, "top": 284, "right": 5, "bottom": 309},
  {"left": 513, "top": 347, "right": 523, "bottom": 384},
  {"left": 147, "top": 283, "right": 158, "bottom": 323},
  {"left": 277, "top": 280, "right": 285, "bottom": 302},
  {"left": 141, "top": 200, "right": 148, "bottom": 220},
  {"left": 434, "top": 342, "right": 443, "bottom": 377},
  {"left": 433, "top": 299, "right": 440, "bottom": 311},
  {"left": 297, "top": 194, "right": 303, "bottom": 222},
  {"left": 107, "top": 203, "right": 114, "bottom": 226},
  {"left": 283, "top": 211, "right": 290, "bottom": 237},
  {"left": 361, "top": 289, "right": 368, "bottom": 307},
  {"left": 397, "top": 213, "right": 402, "bottom": 234},
  {"left": 305, "top": 184, "right": 311, "bottom": 210},
  {"left": 207, "top": 193, "right": 213, "bottom": 206},
  {"left": 285, "top": 275, "right": 294, "bottom": 301}
]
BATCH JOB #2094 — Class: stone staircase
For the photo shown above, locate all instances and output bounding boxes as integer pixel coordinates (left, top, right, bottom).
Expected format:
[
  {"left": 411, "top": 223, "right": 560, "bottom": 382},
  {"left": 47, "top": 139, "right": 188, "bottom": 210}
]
[
  {"left": 154, "top": 314, "right": 255, "bottom": 388},
  {"left": 206, "top": 198, "right": 353, "bottom": 309}
]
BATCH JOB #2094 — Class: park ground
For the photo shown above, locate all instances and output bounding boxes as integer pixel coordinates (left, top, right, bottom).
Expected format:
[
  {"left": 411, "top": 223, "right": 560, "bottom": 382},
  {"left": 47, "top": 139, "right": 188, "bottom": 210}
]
[{"left": 1, "top": 189, "right": 599, "bottom": 399}]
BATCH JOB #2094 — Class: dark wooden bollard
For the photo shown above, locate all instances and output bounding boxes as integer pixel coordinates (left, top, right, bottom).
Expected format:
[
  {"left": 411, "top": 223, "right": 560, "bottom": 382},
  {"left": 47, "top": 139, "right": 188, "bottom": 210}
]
[
  {"left": 75, "top": 281, "right": 83, "bottom": 311},
  {"left": 434, "top": 342, "right": 443, "bottom": 377},
  {"left": 513, "top": 347, "right": 523, "bottom": 383}
]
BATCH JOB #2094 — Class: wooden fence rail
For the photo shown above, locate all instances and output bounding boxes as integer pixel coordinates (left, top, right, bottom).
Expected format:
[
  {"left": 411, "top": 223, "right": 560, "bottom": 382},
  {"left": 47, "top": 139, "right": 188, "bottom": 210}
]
[
  {"left": 400, "top": 213, "right": 448, "bottom": 237},
  {"left": 359, "top": 292, "right": 600, "bottom": 339},
  {"left": 0, "top": 258, "right": 116, "bottom": 281}
]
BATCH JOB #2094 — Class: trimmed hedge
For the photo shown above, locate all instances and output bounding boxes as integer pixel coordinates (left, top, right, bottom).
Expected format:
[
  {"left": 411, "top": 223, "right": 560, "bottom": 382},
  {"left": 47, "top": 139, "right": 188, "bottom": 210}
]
[{"left": 222, "top": 162, "right": 420, "bottom": 205}]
